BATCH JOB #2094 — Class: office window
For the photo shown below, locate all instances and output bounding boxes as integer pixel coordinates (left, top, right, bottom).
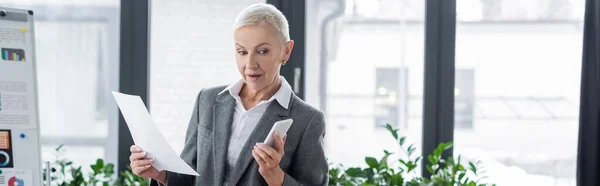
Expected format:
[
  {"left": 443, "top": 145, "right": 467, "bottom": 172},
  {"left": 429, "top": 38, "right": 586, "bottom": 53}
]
[
  {"left": 454, "top": 0, "right": 584, "bottom": 185},
  {"left": 305, "top": 0, "right": 425, "bottom": 168},
  {"left": 375, "top": 68, "right": 408, "bottom": 129},
  {"left": 150, "top": 0, "right": 265, "bottom": 154},
  {"left": 455, "top": 69, "right": 474, "bottom": 129},
  {"left": 0, "top": 0, "right": 121, "bottom": 167}
]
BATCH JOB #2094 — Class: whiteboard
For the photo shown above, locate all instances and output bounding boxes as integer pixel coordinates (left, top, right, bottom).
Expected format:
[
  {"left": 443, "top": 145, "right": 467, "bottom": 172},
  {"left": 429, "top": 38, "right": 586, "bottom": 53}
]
[{"left": 0, "top": 7, "right": 42, "bottom": 186}]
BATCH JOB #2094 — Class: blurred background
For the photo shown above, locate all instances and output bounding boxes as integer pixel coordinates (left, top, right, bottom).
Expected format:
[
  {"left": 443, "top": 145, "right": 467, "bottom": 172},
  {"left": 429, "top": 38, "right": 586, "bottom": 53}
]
[{"left": 0, "top": 0, "right": 587, "bottom": 185}]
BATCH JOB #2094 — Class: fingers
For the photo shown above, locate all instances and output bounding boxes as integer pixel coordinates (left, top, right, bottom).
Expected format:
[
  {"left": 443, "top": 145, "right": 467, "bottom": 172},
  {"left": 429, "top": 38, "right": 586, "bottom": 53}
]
[
  {"left": 277, "top": 133, "right": 287, "bottom": 152},
  {"left": 274, "top": 132, "right": 287, "bottom": 153},
  {"left": 129, "top": 145, "right": 145, "bottom": 162},
  {"left": 253, "top": 146, "right": 275, "bottom": 166},
  {"left": 129, "top": 151, "right": 147, "bottom": 162},
  {"left": 273, "top": 132, "right": 282, "bottom": 147},
  {"left": 132, "top": 158, "right": 155, "bottom": 168},
  {"left": 130, "top": 145, "right": 142, "bottom": 153},
  {"left": 129, "top": 145, "right": 158, "bottom": 178},
  {"left": 132, "top": 164, "right": 152, "bottom": 175},
  {"left": 252, "top": 150, "right": 267, "bottom": 166},
  {"left": 256, "top": 143, "right": 278, "bottom": 157},
  {"left": 253, "top": 145, "right": 273, "bottom": 161},
  {"left": 274, "top": 132, "right": 280, "bottom": 142}
]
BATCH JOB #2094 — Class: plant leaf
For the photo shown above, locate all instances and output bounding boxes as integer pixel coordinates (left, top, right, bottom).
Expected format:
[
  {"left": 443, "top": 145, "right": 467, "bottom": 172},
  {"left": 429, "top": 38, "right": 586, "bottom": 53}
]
[
  {"left": 399, "top": 137, "right": 406, "bottom": 146},
  {"left": 365, "top": 157, "right": 379, "bottom": 169},
  {"left": 55, "top": 144, "right": 64, "bottom": 152},
  {"left": 408, "top": 145, "right": 416, "bottom": 156},
  {"left": 380, "top": 153, "right": 391, "bottom": 169},
  {"left": 96, "top": 159, "right": 104, "bottom": 167},
  {"left": 469, "top": 162, "right": 477, "bottom": 175},
  {"left": 458, "top": 164, "right": 465, "bottom": 171},
  {"left": 458, "top": 173, "right": 466, "bottom": 181},
  {"left": 390, "top": 174, "right": 404, "bottom": 186},
  {"left": 447, "top": 157, "right": 455, "bottom": 165},
  {"left": 407, "top": 162, "right": 417, "bottom": 173},
  {"left": 428, "top": 155, "right": 438, "bottom": 165},
  {"left": 443, "top": 142, "right": 453, "bottom": 150},
  {"left": 407, "top": 144, "right": 414, "bottom": 153},
  {"left": 345, "top": 167, "right": 365, "bottom": 178},
  {"left": 364, "top": 168, "right": 375, "bottom": 179},
  {"left": 385, "top": 123, "right": 393, "bottom": 131},
  {"left": 426, "top": 166, "right": 435, "bottom": 174},
  {"left": 90, "top": 164, "right": 99, "bottom": 173},
  {"left": 105, "top": 164, "right": 115, "bottom": 175},
  {"left": 399, "top": 159, "right": 407, "bottom": 166},
  {"left": 434, "top": 148, "right": 443, "bottom": 157},
  {"left": 477, "top": 176, "right": 489, "bottom": 183},
  {"left": 385, "top": 124, "right": 398, "bottom": 140}
]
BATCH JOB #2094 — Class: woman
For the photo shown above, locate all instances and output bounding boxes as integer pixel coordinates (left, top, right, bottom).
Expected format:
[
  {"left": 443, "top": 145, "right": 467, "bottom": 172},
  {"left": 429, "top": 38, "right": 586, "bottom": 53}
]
[{"left": 129, "top": 3, "right": 328, "bottom": 186}]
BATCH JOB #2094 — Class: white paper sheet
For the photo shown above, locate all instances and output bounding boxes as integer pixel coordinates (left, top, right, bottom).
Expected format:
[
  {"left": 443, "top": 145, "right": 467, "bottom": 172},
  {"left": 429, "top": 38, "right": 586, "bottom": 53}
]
[{"left": 112, "top": 91, "right": 199, "bottom": 176}]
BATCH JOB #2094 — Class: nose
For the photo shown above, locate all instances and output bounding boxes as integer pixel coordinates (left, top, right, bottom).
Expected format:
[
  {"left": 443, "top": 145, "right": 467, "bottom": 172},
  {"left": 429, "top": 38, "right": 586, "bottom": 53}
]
[{"left": 245, "top": 53, "right": 259, "bottom": 69}]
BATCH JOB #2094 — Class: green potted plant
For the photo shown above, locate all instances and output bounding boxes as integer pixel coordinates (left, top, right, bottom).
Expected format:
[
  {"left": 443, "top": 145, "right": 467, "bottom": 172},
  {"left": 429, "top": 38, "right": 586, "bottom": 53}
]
[
  {"left": 43, "top": 145, "right": 150, "bottom": 186},
  {"left": 328, "top": 124, "right": 496, "bottom": 186}
]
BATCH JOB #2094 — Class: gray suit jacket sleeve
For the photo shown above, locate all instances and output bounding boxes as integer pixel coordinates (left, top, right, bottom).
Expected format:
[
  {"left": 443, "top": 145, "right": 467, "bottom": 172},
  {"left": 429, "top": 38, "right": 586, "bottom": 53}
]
[
  {"left": 283, "top": 111, "right": 329, "bottom": 186},
  {"left": 150, "top": 90, "right": 203, "bottom": 186}
]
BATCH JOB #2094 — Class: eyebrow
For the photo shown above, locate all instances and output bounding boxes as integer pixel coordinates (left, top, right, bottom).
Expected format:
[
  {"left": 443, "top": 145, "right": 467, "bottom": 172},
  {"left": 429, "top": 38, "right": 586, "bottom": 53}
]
[
  {"left": 256, "top": 43, "right": 271, "bottom": 47},
  {"left": 236, "top": 42, "right": 272, "bottom": 48}
]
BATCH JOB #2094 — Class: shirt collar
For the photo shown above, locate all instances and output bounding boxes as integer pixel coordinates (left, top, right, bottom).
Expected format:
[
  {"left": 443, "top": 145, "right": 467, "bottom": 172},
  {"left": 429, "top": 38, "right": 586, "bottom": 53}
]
[{"left": 218, "top": 76, "right": 292, "bottom": 109}]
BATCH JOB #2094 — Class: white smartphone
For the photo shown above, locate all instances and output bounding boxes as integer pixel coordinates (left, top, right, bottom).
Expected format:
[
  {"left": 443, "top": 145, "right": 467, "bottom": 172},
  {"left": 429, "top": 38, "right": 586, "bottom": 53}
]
[{"left": 263, "top": 119, "right": 293, "bottom": 147}]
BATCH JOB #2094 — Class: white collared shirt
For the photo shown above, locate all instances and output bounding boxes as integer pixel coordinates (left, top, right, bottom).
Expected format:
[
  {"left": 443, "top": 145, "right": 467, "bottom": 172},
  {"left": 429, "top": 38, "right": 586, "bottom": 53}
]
[{"left": 217, "top": 76, "right": 292, "bottom": 181}]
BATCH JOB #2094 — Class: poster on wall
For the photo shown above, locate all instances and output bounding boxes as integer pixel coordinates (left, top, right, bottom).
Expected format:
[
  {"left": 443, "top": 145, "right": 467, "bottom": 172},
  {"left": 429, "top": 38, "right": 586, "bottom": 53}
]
[
  {"left": 0, "top": 169, "right": 32, "bottom": 186},
  {"left": 0, "top": 8, "right": 37, "bottom": 130},
  {"left": 0, "top": 7, "right": 43, "bottom": 186},
  {"left": 0, "top": 130, "right": 12, "bottom": 168}
]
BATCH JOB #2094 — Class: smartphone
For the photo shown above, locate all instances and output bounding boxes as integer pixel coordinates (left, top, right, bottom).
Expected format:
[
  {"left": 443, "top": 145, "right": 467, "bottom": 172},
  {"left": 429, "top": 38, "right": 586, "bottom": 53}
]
[{"left": 263, "top": 119, "right": 293, "bottom": 147}]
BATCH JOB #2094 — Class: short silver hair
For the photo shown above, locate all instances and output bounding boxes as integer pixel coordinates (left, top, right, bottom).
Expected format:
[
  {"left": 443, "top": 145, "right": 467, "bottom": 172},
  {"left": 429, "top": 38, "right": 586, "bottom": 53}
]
[{"left": 233, "top": 3, "right": 290, "bottom": 42}]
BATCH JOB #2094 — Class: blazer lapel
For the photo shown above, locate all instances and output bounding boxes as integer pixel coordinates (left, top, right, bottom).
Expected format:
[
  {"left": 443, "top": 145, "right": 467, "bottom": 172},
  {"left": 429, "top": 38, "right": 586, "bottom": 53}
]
[
  {"left": 228, "top": 100, "right": 292, "bottom": 185},
  {"left": 213, "top": 92, "right": 235, "bottom": 185}
]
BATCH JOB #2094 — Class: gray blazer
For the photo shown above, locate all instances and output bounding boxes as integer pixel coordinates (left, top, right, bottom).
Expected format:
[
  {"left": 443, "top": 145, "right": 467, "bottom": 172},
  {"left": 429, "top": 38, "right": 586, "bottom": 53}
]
[{"left": 150, "top": 86, "right": 328, "bottom": 186}]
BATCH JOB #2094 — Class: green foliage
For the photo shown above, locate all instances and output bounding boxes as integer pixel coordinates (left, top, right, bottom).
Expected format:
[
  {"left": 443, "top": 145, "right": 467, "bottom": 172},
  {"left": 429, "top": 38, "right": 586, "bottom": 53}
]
[
  {"left": 43, "top": 145, "right": 150, "bottom": 186},
  {"left": 117, "top": 166, "right": 151, "bottom": 186},
  {"left": 43, "top": 123, "right": 497, "bottom": 186},
  {"left": 328, "top": 124, "right": 497, "bottom": 186}
]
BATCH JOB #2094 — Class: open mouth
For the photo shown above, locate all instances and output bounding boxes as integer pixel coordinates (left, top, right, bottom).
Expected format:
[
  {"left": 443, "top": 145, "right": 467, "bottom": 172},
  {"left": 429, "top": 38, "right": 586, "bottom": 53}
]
[{"left": 247, "top": 74, "right": 262, "bottom": 81}]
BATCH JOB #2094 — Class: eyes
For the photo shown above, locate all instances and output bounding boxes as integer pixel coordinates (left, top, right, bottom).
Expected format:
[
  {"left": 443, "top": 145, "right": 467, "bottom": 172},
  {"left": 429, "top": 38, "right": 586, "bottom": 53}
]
[
  {"left": 237, "top": 50, "right": 248, "bottom": 55},
  {"left": 237, "top": 49, "right": 269, "bottom": 56}
]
